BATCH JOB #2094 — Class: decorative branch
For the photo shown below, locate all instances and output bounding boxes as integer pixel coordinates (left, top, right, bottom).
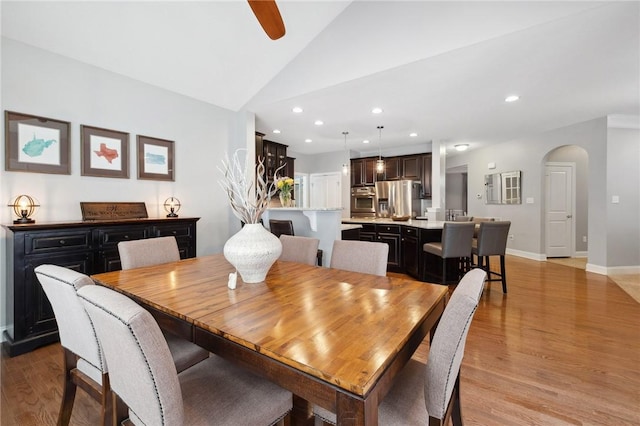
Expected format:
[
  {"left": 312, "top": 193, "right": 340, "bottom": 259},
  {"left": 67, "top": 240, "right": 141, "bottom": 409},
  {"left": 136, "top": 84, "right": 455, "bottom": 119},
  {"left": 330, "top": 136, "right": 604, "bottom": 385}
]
[{"left": 219, "top": 149, "right": 285, "bottom": 224}]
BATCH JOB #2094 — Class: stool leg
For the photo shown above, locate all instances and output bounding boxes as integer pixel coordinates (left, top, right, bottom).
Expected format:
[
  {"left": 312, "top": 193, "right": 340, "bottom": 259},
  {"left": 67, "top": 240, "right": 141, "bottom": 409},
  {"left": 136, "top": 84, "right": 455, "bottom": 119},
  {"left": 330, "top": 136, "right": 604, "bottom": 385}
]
[{"left": 442, "top": 258, "right": 447, "bottom": 285}]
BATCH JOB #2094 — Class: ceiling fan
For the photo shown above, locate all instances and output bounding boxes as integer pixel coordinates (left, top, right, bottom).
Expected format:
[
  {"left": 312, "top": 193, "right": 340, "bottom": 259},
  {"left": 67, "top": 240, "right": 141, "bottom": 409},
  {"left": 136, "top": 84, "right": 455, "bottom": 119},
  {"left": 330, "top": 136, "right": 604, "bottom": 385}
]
[{"left": 247, "top": 0, "right": 286, "bottom": 40}]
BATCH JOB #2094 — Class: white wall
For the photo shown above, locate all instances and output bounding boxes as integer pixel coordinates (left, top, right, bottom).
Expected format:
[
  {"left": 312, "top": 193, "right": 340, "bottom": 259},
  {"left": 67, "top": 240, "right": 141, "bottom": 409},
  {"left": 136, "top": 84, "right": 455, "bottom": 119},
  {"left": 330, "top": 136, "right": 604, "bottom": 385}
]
[
  {"left": 446, "top": 116, "right": 640, "bottom": 272},
  {"left": 606, "top": 124, "right": 640, "bottom": 269},
  {"left": 1, "top": 38, "right": 247, "bottom": 333}
]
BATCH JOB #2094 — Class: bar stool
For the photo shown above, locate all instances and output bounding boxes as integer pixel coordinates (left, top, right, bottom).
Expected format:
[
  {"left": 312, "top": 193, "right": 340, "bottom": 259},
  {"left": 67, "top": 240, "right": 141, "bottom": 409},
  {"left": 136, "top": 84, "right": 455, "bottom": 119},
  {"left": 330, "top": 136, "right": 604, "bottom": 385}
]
[
  {"left": 472, "top": 221, "right": 511, "bottom": 293},
  {"left": 269, "top": 219, "right": 323, "bottom": 266},
  {"left": 423, "top": 222, "right": 475, "bottom": 285}
]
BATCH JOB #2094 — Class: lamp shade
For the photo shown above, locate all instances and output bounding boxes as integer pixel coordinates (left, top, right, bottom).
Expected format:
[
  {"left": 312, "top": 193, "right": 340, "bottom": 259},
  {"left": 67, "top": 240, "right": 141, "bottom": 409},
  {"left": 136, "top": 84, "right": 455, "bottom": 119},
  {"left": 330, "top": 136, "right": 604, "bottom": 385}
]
[{"left": 163, "top": 197, "right": 181, "bottom": 217}]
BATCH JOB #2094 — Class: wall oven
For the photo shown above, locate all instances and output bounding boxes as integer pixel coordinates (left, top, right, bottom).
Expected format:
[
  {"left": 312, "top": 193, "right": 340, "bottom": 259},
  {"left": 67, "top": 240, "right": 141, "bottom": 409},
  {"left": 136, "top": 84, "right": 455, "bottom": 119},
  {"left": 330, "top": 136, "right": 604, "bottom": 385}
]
[{"left": 350, "top": 187, "right": 376, "bottom": 217}]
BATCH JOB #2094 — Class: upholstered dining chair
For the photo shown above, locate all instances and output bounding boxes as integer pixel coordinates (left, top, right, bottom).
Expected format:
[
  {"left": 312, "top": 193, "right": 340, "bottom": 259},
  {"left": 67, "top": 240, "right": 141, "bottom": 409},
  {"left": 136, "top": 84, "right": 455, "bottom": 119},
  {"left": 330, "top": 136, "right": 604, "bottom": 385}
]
[
  {"left": 269, "top": 219, "right": 323, "bottom": 266},
  {"left": 330, "top": 239, "right": 389, "bottom": 276},
  {"left": 279, "top": 234, "right": 320, "bottom": 266},
  {"left": 35, "top": 264, "right": 112, "bottom": 426},
  {"left": 118, "top": 236, "right": 210, "bottom": 372},
  {"left": 313, "top": 268, "right": 487, "bottom": 426},
  {"left": 472, "top": 221, "right": 511, "bottom": 293},
  {"left": 117, "top": 235, "right": 180, "bottom": 270},
  {"left": 423, "top": 222, "right": 476, "bottom": 284},
  {"left": 78, "top": 285, "right": 293, "bottom": 426}
]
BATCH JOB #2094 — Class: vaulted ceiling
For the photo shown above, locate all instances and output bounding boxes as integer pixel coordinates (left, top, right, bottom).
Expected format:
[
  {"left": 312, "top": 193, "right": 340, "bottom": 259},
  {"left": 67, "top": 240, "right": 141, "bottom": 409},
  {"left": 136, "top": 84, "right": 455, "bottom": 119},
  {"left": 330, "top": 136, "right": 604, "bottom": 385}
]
[{"left": 3, "top": 1, "right": 639, "bottom": 155}]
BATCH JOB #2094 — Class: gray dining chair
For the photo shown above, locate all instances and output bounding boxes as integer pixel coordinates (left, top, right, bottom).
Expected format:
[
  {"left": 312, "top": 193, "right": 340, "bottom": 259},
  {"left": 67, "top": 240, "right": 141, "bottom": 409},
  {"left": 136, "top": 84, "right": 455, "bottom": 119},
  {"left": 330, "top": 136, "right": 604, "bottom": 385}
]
[
  {"left": 472, "top": 221, "right": 511, "bottom": 293},
  {"left": 314, "top": 268, "right": 487, "bottom": 426},
  {"left": 78, "top": 284, "right": 292, "bottom": 426},
  {"left": 269, "top": 219, "right": 323, "bottom": 266},
  {"left": 118, "top": 236, "right": 210, "bottom": 372},
  {"left": 424, "top": 222, "right": 476, "bottom": 284},
  {"left": 117, "top": 235, "right": 181, "bottom": 270},
  {"left": 279, "top": 234, "right": 320, "bottom": 266},
  {"left": 330, "top": 239, "right": 389, "bottom": 276},
  {"left": 35, "top": 264, "right": 112, "bottom": 426}
]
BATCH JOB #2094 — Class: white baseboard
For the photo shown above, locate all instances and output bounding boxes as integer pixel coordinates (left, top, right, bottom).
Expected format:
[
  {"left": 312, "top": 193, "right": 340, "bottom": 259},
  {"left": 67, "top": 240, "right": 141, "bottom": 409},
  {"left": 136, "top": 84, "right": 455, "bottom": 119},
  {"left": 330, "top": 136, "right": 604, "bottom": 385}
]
[
  {"left": 506, "top": 248, "right": 546, "bottom": 261},
  {"left": 585, "top": 264, "right": 640, "bottom": 275}
]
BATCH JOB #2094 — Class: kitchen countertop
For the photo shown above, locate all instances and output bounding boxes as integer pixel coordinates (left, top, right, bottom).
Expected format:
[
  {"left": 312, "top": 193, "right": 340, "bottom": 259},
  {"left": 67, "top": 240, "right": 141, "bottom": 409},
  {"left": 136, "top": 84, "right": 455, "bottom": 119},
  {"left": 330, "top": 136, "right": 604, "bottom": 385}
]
[
  {"left": 341, "top": 224, "right": 363, "bottom": 231},
  {"left": 342, "top": 218, "right": 447, "bottom": 230}
]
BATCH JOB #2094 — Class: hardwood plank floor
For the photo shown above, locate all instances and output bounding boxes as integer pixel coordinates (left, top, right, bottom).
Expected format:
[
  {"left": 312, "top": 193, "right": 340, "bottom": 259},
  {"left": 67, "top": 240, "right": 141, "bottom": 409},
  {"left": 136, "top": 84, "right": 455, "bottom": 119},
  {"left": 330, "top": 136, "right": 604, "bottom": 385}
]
[{"left": 2, "top": 255, "right": 639, "bottom": 425}]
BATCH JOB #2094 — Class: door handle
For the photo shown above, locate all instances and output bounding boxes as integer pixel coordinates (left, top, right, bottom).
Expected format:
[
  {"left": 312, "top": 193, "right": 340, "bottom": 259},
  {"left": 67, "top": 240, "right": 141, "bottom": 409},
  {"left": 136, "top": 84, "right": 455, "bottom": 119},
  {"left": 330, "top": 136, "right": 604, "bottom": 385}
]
[{"left": 566, "top": 215, "right": 573, "bottom": 219}]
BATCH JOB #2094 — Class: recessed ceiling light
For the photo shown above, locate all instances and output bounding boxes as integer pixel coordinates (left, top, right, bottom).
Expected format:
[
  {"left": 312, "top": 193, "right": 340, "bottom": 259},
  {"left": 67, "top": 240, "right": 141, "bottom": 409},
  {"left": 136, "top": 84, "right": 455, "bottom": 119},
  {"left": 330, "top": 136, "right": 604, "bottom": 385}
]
[
  {"left": 314, "top": 120, "right": 324, "bottom": 126},
  {"left": 455, "top": 144, "right": 469, "bottom": 151},
  {"left": 409, "top": 132, "right": 418, "bottom": 137},
  {"left": 505, "top": 95, "right": 520, "bottom": 103},
  {"left": 371, "top": 107, "right": 383, "bottom": 114},
  {"left": 305, "top": 139, "right": 312, "bottom": 143},
  {"left": 273, "top": 129, "right": 281, "bottom": 134},
  {"left": 362, "top": 140, "right": 370, "bottom": 144},
  {"left": 292, "top": 107, "right": 303, "bottom": 113}
]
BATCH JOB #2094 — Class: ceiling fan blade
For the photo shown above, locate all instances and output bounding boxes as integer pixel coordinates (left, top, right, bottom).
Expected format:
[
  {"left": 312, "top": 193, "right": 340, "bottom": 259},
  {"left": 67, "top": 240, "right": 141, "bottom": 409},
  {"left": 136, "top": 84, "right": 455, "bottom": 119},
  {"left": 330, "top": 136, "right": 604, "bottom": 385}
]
[{"left": 247, "top": 0, "right": 286, "bottom": 40}]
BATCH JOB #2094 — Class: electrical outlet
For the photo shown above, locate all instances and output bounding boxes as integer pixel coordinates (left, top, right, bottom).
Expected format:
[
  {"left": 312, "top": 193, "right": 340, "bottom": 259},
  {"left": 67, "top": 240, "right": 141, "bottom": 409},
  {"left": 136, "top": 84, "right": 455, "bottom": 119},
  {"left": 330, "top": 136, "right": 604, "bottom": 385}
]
[
  {"left": 509, "top": 234, "right": 514, "bottom": 240},
  {"left": 583, "top": 236, "right": 587, "bottom": 243}
]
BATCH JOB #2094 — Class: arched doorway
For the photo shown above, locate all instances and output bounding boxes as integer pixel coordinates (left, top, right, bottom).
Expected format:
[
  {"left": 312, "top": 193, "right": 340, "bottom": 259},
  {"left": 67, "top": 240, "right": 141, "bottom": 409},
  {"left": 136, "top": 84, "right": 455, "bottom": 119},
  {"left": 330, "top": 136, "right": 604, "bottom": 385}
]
[{"left": 542, "top": 145, "right": 589, "bottom": 258}]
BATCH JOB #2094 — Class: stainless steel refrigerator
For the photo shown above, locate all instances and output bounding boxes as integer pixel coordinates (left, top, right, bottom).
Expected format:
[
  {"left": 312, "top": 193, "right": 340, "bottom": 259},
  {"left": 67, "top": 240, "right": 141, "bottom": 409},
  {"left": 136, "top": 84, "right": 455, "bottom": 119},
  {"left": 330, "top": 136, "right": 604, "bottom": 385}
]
[{"left": 374, "top": 180, "right": 421, "bottom": 219}]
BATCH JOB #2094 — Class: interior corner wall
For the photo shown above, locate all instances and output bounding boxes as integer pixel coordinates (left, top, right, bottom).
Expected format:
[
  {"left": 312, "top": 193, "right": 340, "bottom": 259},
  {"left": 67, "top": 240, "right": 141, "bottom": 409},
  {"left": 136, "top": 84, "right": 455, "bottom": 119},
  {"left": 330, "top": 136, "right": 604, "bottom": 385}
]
[
  {"left": 446, "top": 117, "right": 609, "bottom": 266},
  {"left": 606, "top": 126, "right": 640, "bottom": 268},
  {"left": 1, "top": 38, "right": 243, "bottom": 334}
]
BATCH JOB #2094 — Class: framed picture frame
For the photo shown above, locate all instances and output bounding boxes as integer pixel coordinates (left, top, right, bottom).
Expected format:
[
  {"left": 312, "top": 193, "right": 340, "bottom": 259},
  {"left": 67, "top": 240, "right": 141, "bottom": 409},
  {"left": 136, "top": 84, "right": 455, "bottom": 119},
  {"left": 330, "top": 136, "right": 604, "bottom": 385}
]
[
  {"left": 137, "top": 135, "right": 175, "bottom": 181},
  {"left": 5, "top": 111, "right": 71, "bottom": 174},
  {"left": 81, "top": 125, "right": 130, "bottom": 178}
]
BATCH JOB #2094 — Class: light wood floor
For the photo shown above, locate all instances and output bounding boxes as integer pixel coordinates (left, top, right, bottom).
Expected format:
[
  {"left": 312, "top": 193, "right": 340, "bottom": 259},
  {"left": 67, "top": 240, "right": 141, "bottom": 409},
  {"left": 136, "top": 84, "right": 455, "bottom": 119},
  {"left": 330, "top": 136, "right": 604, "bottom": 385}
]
[{"left": 2, "top": 255, "right": 639, "bottom": 425}]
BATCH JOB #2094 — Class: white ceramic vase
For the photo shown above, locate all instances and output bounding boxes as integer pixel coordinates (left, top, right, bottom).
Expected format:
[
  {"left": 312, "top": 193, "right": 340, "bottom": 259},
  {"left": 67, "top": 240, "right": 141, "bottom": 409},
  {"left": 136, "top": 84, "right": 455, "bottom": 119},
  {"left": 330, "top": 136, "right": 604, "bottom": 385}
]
[{"left": 223, "top": 223, "right": 282, "bottom": 283}]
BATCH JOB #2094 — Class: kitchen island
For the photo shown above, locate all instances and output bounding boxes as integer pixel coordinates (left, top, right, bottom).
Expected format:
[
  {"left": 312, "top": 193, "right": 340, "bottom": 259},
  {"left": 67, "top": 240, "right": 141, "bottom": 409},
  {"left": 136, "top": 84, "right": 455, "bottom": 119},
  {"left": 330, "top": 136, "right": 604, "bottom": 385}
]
[
  {"left": 262, "top": 208, "right": 343, "bottom": 267},
  {"left": 342, "top": 217, "right": 456, "bottom": 283}
]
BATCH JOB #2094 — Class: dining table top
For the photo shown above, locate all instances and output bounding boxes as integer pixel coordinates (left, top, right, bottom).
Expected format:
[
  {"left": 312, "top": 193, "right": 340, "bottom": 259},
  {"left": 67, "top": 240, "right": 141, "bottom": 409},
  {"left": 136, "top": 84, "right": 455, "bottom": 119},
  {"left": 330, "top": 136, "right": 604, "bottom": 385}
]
[{"left": 91, "top": 253, "right": 448, "bottom": 424}]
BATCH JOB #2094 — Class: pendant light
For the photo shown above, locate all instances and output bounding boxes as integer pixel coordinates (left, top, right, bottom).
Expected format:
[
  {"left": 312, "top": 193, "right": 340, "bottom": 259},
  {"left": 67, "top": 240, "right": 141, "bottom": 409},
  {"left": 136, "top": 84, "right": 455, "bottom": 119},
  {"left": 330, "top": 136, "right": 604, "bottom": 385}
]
[
  {"left": 342, "top": 131, "right": 349, "bottom": 175},
  {"left": 376, "top": 125, "right": 385, "bottom": 173}
]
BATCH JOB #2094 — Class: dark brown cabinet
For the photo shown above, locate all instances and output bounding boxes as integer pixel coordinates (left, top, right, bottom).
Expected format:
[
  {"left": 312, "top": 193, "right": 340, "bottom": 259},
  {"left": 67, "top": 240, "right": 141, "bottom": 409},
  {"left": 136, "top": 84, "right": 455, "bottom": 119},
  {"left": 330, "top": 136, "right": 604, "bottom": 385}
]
[
  {"left": 384, "top": 157, "right": 402, "bottom": 180},
  {"left": 256, "top": 134, "right": 291, "bottom": 185},
  {"left": 351, "top": 157, "right": 381, "bottom": 187},
  {"left": 401, "top": 226, "right": 420, "bottom": 278},
  {"left": 3, "top": 217, "right": 199, "bottom": 356},
  {"left": 376, "top": 224, "right": 402, "bottom": 272},
  {"left": 402, "top": 155, "right": 421, "bottom": 180},
  {"left": 420, "top": 154, "right": 432, "bottom": 198}
]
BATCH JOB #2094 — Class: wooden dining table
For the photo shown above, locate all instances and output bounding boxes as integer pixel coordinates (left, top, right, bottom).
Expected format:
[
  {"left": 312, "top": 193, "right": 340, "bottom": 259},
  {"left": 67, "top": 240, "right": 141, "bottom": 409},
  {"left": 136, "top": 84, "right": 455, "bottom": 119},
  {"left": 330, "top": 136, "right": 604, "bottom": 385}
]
[{"left": 91, "top": 253, "right": 448, "bottom": 426}]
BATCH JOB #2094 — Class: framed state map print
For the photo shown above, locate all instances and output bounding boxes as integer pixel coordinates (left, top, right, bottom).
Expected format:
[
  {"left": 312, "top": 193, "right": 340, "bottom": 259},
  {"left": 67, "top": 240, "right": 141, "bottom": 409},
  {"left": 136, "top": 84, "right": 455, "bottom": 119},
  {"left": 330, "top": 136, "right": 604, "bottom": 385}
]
[
  {"left": 81, "top": 125, "right": 130, "bottom": 178},
  {"left": 5, "top": 111, "right": 71, "bottom": 174},
  {"left": 137, "top": 135, "right": 174, "bottom": 181}
]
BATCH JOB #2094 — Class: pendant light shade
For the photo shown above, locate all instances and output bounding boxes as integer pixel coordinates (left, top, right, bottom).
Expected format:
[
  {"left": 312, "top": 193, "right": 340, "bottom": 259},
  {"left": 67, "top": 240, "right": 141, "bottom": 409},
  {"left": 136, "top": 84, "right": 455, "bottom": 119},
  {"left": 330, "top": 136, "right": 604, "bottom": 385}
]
[
  {"left": 376, "top": 126, "right": 385, "bottom": 173},
  {"left": 342, "top": 131, "right": 349, "bottom": 175}
]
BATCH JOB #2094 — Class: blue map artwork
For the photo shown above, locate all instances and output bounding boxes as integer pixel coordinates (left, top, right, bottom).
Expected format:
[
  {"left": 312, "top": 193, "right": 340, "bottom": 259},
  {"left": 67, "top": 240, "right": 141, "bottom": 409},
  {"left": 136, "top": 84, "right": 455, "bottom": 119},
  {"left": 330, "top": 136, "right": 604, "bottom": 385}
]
[
  {"left": 145, "top": 152, "right": 166, "bottom": 165},
  {"left": 22, "top": 134, "right": 57, "bottom": 157}
]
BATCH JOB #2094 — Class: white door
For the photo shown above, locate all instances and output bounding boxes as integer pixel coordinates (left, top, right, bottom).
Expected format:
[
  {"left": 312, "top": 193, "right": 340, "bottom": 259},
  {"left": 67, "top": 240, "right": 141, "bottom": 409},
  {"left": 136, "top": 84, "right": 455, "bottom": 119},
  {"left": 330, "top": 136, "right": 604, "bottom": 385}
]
[
  {"left": 310, "top": 173, "right": 342, "bottom": 208},
  {"left": 545, "top": 163, "right": 574, "bottom": 257}
]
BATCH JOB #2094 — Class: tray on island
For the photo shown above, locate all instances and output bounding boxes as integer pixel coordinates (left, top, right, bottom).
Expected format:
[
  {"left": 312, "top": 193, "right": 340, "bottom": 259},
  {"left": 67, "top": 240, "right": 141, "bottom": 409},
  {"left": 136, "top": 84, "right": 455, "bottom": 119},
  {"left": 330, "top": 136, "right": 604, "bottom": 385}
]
[{"left": 391, "top": 215, "right": 411, "bottom": 221}]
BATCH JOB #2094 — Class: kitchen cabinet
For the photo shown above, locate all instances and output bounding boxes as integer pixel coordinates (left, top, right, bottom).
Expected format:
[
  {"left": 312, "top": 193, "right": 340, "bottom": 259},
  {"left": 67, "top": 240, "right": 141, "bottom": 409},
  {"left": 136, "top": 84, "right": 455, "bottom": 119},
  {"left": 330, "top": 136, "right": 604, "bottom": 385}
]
[
  {"left": 351, "top": 158, "right": 381, "bottom": 187},
  {"left": 383, "top": 155, "right": 421, "bottom": 181},
  {"left": 401, "top": 226, "right": 420, "bottom": 278},
  {"left": 259, "top": 137, "right": 289, "bottom": 185},
  {"left": 420, "top": 153, "right": 432, "bottom": 198},
  {"left": 359, "top": 223, "right": 376, "bottom": 242},
  {"left": 384, "top": 157, "right": 402, "bottom": 180},
  {"left": 376, "top": 224, "right": 402, "bottom": 272},
  {"left": 2, "top": 217, "right": 199, "bottom": 356}
]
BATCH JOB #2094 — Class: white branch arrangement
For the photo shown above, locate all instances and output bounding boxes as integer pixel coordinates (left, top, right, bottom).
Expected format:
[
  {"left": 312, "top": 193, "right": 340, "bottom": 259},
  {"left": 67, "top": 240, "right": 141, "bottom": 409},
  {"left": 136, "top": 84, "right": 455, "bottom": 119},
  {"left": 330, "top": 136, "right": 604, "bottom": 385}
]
[{"left": 219, "top": 149, "right": 285, "bottom": 224}]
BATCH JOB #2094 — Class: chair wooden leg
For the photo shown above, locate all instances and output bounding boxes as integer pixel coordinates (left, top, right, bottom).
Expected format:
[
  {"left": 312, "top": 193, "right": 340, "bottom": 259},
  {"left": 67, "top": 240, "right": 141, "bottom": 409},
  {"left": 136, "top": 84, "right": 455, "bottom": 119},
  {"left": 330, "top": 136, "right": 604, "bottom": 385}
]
[
  {"left": 500, "top": 255, "right": 507, "bottom": 293},
  {"left": 58, "top": 348, "right": 78, "bottom": 426},
  {"left": 451, "top": 373, "right": 463, "bottom": 426}
]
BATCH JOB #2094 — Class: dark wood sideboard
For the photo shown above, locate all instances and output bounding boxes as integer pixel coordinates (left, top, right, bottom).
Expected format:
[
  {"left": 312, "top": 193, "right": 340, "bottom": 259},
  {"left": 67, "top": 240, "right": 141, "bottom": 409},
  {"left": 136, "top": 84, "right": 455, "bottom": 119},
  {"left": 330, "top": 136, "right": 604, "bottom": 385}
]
[{"left": 2, "top": 217, "right": 199, "bottom": 356}]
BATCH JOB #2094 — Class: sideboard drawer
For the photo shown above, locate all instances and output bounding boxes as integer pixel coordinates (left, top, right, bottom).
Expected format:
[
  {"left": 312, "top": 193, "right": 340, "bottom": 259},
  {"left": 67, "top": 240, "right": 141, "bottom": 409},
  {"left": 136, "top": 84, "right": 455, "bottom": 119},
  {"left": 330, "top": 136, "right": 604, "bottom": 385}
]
[
  {"left": 96, "top": 227, "right": 149, "bottom": 248},
  {"left": 25, "top": 230, "right": 92, "bottom": 255}
]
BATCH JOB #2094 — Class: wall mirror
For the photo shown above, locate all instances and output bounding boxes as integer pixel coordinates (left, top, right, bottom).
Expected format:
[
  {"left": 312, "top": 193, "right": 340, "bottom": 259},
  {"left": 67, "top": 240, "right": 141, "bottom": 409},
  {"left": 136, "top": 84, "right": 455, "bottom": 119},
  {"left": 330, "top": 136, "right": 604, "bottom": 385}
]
[{"left": 485, "top": 170, "right": 521, "bottom": 204}]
